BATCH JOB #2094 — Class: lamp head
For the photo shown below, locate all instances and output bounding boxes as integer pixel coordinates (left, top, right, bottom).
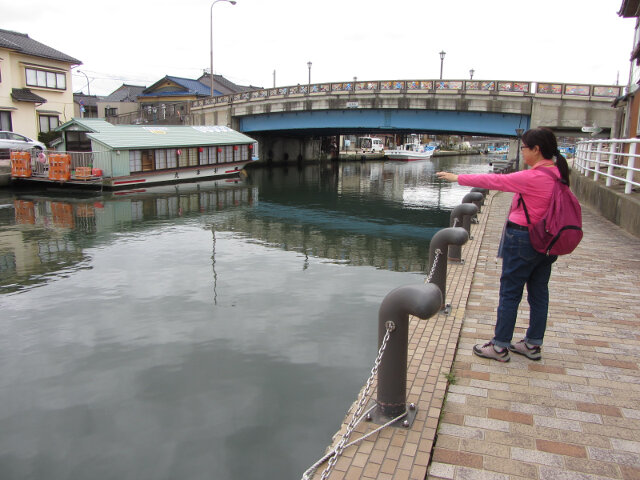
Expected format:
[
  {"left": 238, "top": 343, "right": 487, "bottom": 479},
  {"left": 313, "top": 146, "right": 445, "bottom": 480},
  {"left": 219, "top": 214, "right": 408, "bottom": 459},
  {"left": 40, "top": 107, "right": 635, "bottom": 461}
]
[{"left": 439, "top": 50, "right": 446, "bottom": 60}]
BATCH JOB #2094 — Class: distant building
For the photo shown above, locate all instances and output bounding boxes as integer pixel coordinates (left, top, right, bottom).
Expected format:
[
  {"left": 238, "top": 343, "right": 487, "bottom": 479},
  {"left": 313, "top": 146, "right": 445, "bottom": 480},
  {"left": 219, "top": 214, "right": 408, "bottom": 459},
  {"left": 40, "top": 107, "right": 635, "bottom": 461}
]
[
  {"left": 111, "top": 74, "right": 260, "bottom": 126},
  {"left": 73, "top": 93, "right": 100, "bottom": 118},
  {"left": 0, "top": 28, "right": 81, "bottom": 140},
  {"left": 615, "top": 1, "right": 640, "bottom": 138},
  {"left": 97, "top": 84, "right": 146, "bottom": 120},
  {"left": 197, "top": 72, "right": 261, "bottom": 95}
]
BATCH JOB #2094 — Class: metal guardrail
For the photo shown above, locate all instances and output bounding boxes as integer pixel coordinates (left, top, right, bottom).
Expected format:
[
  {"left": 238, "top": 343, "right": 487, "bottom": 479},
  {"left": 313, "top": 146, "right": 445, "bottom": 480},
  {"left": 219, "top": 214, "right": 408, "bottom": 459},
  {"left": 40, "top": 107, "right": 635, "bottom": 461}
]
[
  {"left": 24, "top": 150, "right": 111, "bottom": 178},
  {"left": 574, "top": 139, "right": 640, "bottom": 194}
]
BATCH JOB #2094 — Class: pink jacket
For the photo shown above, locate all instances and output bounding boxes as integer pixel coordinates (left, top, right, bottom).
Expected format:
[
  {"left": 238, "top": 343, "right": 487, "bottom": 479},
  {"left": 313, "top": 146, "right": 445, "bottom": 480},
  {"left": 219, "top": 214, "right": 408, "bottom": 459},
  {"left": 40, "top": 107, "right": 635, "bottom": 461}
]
[{"left": 457, "top": 161, "right": 559, "bottom": 225}]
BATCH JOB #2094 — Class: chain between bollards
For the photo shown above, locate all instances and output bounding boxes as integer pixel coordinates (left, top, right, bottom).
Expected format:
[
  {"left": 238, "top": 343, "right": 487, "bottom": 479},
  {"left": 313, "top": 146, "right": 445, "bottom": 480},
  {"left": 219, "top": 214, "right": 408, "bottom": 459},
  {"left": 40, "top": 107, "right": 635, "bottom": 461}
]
[{"left": 426, "top": 248, "right": 442, "bottom": 284}]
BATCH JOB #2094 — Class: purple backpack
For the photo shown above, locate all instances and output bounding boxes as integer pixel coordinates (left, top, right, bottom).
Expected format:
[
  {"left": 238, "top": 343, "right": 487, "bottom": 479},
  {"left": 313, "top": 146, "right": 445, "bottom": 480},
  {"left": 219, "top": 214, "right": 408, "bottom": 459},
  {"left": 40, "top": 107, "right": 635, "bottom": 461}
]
[{"left": 518, "top": 168, "right": 583, "bottom": 256}]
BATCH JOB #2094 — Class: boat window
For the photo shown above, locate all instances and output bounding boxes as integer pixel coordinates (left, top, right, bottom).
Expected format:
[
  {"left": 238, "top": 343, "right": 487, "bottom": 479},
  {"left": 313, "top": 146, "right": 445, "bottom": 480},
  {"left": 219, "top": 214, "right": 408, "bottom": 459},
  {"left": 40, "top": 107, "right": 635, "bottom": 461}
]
[
  {"left": 222, "top": 146, "right": 233, "bottom": 163},
  {"left": 199, "top": 147, "right": 209, "bottom": 166},
  {"left": 178, "top": 150, "right": 188, "bottom": 168},
  {"left": 167, "top": 149, "right": 177, "bottom": 169},
  {"left": 130, "top": 150, "right": 142, "bottom": 173},
  {"left": 187, "top": 148, "right": 198, "bottom": 167},
  {"left": 239, "top": 144, "right": 249, "bottom": 161},
  {"left": 155, "top": 149, "right": 167, "bottom": 170},
  {"left": 206, "top": 147, "right": 216, "bottom": 164}
]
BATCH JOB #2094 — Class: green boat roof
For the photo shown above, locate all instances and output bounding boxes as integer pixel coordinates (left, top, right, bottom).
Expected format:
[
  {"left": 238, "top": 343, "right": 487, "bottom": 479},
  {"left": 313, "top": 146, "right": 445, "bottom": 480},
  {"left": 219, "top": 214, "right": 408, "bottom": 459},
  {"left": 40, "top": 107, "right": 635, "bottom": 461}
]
[
  {"left": 56, "top": 117, "right": 116, "bottom": 133},
  {"left": 86, "top": 125, "right": 255, "bottom": 150}
]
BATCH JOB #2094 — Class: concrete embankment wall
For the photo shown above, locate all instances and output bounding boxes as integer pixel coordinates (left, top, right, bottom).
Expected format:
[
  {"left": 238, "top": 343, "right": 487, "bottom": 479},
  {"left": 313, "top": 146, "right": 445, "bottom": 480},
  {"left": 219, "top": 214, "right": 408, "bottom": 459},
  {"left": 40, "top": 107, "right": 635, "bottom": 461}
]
[{"left": 570, "top": 170, "right": 640, "bottom": 238}]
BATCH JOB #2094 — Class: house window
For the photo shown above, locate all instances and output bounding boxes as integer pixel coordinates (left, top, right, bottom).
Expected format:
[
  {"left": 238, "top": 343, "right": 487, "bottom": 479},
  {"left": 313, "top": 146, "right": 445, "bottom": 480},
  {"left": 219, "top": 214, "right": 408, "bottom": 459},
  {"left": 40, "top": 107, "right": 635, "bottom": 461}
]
[
  {"left": 105, "top": 107, "right": 117, "bottom": 117},
  {"left": 38, "top": 115, "right": 58, "bottom": 133},
  {"left": 25, "top": 68, "right": 66, "bottom": 90},
  {"left": 0, "top": 111, "right": 11, "bottom": 131}
]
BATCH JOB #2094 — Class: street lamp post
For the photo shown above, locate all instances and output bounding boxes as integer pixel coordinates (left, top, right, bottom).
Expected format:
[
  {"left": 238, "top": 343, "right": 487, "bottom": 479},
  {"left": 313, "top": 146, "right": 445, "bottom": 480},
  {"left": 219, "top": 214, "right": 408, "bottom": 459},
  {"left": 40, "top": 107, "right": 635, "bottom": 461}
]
[
  {"left": 469, "top": 69, "right": 475, "bottom": 80},
  {"left": 210, "top": 0, "right": 237, "bottom": 97},
  {"left": 439, "top": 51, "right": 446, "bottom": 79},
  {"left": 307, "top": 61, "right": 312, "bottom": 93},
  {"left": 514, "top": 128, "right": 524, "bottom": 172},
  {"left": 77, "top": 70, "right": 90, "bottom": 96}
]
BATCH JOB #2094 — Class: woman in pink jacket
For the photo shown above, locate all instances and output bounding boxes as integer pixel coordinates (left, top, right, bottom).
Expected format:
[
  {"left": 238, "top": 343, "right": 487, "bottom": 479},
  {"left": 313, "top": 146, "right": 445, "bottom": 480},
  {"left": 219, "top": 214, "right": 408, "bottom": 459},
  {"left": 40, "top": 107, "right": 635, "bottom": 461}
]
[{"left": 436, "top": 128, "right": 570, "bottom": 362}]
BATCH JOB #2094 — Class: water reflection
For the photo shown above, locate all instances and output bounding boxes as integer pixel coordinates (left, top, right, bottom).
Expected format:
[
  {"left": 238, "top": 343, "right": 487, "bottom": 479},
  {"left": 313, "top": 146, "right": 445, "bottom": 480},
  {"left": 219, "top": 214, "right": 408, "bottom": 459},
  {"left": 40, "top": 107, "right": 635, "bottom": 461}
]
[
  {"left": 0, "top": 156, "right": 490, "bottom": 480},
  {"left": 1, "top": 179, "right": 256, "bottom": 295}
]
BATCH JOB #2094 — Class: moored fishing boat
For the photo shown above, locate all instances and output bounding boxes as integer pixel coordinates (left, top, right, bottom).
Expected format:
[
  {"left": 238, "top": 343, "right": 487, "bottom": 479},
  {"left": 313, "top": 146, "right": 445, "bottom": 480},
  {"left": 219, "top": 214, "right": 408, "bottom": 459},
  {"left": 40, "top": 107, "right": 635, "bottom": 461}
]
[{"left": 385, "top": 142, "right": 435, "bottom": 161}]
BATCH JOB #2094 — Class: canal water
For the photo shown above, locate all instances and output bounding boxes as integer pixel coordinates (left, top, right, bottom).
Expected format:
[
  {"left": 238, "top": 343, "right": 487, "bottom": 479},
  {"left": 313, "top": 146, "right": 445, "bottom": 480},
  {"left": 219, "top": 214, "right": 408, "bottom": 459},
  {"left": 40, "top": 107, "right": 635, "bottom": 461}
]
[{"left": 0, "top": 155, "right": 490, "bottom": 480}]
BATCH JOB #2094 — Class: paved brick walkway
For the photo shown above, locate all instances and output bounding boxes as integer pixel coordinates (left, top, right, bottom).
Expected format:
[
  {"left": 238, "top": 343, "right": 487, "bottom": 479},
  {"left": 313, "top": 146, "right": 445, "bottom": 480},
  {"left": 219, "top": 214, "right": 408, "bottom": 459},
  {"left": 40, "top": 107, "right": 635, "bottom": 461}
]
[
  {"left": 311, "top": 190, "right": 640, "bottom": 480},
  {"left": 429, "top": 192, "right": 640, "bottom": 480}
]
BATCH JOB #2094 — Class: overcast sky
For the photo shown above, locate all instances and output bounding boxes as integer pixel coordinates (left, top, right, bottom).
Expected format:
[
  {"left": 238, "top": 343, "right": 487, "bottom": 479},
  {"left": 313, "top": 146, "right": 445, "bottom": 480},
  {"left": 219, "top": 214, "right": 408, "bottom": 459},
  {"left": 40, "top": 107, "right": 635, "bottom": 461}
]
[{"left": 3, "top": 0, "right": 636, "bottom": 96}]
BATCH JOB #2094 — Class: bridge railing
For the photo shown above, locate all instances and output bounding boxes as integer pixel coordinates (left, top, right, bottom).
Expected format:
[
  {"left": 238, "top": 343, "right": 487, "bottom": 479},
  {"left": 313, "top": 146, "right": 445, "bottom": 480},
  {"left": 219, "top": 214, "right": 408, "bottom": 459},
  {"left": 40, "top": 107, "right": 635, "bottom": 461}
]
[
  {"left": 574, "top": 139, "right": 640, "bottom": 194},
  {"left": 192, "top": 80, "right": 621, "bottom": 109}
]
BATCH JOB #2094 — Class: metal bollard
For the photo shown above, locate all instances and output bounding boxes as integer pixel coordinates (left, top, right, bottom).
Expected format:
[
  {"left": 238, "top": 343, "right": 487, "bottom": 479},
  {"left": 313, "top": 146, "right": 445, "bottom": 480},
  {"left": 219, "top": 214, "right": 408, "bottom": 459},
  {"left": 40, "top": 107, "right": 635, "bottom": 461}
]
[
  {"left": 428, "top": 227, "right": 469, "bottom": 311},
  {"left": 376, "top": 284, "right": 443, "bottom": 420},
  {"left": 462, "top": 191, "right": 484, "bottom": 213},
  {"left": 448, "top": 203, "right": 478, "bottom": 261},
  {"left": 470, "top": 187, "right": 488, "bottom": 205}
]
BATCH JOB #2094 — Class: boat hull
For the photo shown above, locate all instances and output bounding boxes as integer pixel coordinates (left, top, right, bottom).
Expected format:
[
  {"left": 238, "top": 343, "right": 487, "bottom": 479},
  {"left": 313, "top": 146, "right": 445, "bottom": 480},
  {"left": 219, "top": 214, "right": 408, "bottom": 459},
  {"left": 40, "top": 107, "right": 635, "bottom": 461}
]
[
  {"left": 384, "top": 151, "right": 434, "bottom": 161},
  {"left": 10, "top": 160, "right": 254, "bottom": 190},
  {"left": 106, "top": 161, "right": 251, "bottom": 189}
]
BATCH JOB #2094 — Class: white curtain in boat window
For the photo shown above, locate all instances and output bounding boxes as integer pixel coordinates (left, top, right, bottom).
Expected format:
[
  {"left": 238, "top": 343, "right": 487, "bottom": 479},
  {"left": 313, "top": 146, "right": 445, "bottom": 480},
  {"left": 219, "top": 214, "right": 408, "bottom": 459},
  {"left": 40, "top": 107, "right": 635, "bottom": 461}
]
[
  {"left": 239, "top": 145, "right": 248, "bottom": 161},
  {"left": 188, "top": 148, "right": 198, "bottom": 167},
  {"left": 178, "top": 149, "right": 188, "bottom": 168},
  {"left": 130, "top": 150, "right": 142, "bottom": 172},
  {"left": 222, "top": 146, "right": 233, "bottom": 163},
  {"left": 166, "top": 149, "right": 178, "bottom": 169},
  {"left": 155, "top": 149, "right": 167, "bottom": 170}
]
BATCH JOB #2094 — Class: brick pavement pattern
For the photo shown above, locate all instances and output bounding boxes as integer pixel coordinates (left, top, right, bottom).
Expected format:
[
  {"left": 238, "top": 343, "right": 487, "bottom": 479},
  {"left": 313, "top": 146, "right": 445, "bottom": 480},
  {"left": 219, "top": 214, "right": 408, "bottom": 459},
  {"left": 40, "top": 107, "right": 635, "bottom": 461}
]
[
  {"left": 311, "top": 190, "right": 640, "bottom": 480},
  {"left": 429, "top": 192, "right": 640, "bottom": 480}
]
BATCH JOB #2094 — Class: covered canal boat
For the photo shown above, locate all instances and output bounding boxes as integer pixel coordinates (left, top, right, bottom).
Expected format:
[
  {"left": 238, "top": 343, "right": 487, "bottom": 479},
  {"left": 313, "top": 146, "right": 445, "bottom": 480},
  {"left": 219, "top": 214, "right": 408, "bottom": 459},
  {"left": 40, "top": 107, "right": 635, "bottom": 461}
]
[{"left": 10, "top": 118, "right": 258, "bottom": 189}]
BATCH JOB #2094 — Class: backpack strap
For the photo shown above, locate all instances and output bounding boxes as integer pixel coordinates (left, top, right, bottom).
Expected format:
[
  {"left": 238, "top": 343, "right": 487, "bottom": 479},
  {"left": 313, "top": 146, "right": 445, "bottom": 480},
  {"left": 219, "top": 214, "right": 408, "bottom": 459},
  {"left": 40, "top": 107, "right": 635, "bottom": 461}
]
[
  {"left": 517, "top": 167, "right": 559, "bottom": 226},
  {"left": 517, "top": 194, "right": 532, "bottom": 225}
]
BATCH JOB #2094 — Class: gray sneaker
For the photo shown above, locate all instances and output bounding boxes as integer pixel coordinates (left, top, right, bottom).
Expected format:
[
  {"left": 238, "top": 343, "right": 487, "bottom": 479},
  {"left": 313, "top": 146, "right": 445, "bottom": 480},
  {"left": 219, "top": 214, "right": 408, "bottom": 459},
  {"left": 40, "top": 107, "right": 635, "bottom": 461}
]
[
  {"left": 509, "top": 340, "right": 542, "bottom": 360},
  {"left": 473, "top": 342, "right": 510, "bottom": 362}
]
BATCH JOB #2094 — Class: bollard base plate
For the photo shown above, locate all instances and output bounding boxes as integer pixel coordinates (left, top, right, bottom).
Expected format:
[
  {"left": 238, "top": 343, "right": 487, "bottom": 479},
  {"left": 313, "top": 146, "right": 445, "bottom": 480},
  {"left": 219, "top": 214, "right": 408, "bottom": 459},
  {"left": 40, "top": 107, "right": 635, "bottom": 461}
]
[
  {"left": 448, "top": 258, "right": 465, "bottom": 264},
  {"left": 367, "top": 400, "right": 418, "bottom": 428}
]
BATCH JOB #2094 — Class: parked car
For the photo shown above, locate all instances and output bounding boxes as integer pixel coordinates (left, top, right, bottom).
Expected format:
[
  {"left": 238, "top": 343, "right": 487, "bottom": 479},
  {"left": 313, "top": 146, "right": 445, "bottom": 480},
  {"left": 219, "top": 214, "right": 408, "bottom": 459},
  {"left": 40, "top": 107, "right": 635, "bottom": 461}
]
[{"left": 0, "top": 131, "right": 46, "bottom": 159}]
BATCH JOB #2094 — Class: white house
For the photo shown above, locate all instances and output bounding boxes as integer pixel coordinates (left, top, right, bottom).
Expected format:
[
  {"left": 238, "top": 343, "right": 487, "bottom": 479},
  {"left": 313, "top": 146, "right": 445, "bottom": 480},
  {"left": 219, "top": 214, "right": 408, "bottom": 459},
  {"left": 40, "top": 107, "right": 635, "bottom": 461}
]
[{"left": 0, "top": 29, "right": 81, "bottom": 141}]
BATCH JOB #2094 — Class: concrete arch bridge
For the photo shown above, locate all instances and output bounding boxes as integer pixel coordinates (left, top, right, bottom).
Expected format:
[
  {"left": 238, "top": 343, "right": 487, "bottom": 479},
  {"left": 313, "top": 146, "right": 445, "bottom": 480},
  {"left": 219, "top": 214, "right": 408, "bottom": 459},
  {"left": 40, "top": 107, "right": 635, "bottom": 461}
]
[{"left": 188, "top": 79, "right": 622, "bottom": 162}]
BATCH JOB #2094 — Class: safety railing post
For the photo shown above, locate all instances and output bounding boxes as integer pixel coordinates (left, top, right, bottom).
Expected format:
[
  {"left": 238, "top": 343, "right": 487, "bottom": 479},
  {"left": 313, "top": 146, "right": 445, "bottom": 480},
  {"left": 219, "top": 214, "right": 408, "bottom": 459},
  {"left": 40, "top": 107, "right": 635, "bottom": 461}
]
[
  {"left": 626, "top": 143, "right": 636, "bottom": 194},
  {"left": 428, "top": 227, "right": 469, "bottom": 311},
  {"left": 376, "top": 284, "right": 442, "bottom": 419},
  {"left": 448, "top": 203, "right": 478, "bottom": 261}
]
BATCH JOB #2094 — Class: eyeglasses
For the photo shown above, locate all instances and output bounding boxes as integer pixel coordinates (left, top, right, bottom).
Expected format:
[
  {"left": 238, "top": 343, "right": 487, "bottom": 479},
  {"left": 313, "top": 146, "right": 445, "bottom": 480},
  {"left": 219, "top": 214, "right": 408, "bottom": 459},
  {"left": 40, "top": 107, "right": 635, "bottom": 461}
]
[{"left": 520, "top": 145, "right": 529, "bottom": 150}]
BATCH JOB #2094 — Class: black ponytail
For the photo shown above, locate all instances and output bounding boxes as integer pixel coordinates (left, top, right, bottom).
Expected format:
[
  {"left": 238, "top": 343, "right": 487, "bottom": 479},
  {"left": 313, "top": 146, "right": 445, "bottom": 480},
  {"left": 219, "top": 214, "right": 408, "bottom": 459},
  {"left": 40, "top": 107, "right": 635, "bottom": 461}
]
[{"left": 554, "top": 148, "right": 570, "bottom": 186}]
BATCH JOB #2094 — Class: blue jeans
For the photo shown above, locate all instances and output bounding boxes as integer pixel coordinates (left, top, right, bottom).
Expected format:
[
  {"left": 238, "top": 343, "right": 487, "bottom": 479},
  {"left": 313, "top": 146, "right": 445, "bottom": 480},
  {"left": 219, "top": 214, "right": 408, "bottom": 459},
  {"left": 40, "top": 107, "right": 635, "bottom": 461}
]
[{"left": 492, "top": 227, "right": 557, "bottom": 349}]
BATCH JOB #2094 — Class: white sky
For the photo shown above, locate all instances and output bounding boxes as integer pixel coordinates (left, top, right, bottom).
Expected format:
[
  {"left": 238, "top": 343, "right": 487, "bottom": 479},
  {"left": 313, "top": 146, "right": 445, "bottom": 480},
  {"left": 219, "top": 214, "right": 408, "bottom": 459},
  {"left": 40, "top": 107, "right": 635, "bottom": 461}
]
[{"left": 3, "top": 0, "right": 636, "bottom": 96}]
